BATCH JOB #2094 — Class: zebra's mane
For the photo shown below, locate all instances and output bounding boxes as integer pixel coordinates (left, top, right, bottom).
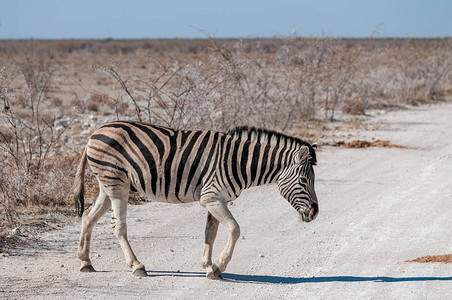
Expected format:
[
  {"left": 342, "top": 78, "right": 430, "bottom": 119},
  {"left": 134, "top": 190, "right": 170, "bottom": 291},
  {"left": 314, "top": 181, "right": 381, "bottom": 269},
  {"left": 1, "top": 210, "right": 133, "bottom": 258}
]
[{"left": 227, "top": 126, "right": 316, "bottom": 164}]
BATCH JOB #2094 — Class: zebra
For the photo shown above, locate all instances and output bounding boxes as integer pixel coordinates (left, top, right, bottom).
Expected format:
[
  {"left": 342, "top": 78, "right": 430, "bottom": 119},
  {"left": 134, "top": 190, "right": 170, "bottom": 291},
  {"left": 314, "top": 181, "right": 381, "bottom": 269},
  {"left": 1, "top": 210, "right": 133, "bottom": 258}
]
[{"left": 73, "top": 121, "right": 318, "bottom": 279}]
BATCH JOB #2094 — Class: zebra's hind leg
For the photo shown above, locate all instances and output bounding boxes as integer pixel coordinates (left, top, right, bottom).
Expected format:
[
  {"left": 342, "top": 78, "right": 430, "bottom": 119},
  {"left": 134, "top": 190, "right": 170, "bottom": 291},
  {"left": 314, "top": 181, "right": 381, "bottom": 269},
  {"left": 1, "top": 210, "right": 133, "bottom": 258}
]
[
  {"left": 78, "top": 185, "right": 111, "bottom": 272},
  {"left": 201, "top": 212, "right": 220, "bottom": 273},
  {"left": 109, "top": 189, "right": 147, "bottom": 277},
  {"left": 200, "top": 197, "right": 240, "bottom": 280}
]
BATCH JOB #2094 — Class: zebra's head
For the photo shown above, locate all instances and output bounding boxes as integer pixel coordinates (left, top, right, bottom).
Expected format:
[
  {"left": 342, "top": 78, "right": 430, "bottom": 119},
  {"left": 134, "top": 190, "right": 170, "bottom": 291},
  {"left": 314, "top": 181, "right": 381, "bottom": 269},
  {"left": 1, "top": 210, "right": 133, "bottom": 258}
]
[{"left": 277, "top": 143, "right": 318, "bottom": 223}]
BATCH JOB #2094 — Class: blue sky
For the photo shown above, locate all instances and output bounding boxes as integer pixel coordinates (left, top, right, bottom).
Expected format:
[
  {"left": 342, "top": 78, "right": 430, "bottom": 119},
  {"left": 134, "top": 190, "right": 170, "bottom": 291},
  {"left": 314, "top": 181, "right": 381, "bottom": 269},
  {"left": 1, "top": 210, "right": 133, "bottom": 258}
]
[{"left": 1, "top": 0, "right": 451, "bottom": 39}]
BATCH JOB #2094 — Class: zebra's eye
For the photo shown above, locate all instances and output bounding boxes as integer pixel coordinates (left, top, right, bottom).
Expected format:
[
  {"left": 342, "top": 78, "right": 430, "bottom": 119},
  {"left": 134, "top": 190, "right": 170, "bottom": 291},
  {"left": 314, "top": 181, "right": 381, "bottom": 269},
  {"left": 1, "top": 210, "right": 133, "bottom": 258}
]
[{"left": 299, "top": 177, "right": 307, "bottom": 184}]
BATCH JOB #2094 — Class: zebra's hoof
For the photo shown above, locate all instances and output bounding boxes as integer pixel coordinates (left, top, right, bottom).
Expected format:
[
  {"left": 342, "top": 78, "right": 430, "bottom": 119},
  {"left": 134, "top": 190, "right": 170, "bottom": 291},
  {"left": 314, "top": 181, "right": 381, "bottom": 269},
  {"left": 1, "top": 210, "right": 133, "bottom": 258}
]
[
  {"left": 206, "top": 264, "right": 223, "bottom": 280},
  {"left": 80, "top": 265, "right": 96, "bottom": 272},
  {"left": 132, "top": 268, "right": 148, "bottom": 277}
]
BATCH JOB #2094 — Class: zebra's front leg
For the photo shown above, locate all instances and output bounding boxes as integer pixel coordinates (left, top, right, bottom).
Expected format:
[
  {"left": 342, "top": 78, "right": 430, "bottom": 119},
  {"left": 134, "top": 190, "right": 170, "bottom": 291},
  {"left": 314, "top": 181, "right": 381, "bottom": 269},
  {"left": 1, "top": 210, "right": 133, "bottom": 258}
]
[
  {"left": 109, "top": 192, "right": 147, "bottom": 277},
  {"left": 200, "top": 197, "right": 241, "bottom": 280},
  {"left": 201, "top": 212, "right": 219, "bottom": 272}
]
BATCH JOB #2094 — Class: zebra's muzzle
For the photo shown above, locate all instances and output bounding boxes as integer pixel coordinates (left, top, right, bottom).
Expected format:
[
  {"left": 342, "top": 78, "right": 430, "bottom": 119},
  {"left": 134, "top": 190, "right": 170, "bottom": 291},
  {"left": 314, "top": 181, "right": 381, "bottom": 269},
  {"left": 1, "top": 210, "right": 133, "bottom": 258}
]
[{"left": 299, "top": 202, "right": 319, "bottom": 223}]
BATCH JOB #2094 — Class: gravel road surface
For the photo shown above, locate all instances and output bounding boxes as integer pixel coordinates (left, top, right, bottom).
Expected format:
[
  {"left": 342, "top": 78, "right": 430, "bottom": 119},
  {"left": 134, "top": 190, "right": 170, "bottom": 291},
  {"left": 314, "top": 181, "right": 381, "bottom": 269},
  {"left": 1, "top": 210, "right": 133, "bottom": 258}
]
[{"left": 1, "top": 103, "right": 451, "bottom": 299}]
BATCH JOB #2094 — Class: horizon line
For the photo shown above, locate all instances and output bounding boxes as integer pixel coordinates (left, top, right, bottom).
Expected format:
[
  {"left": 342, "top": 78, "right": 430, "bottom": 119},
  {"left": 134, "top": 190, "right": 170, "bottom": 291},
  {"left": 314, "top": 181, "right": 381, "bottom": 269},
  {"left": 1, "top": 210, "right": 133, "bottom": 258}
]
[{"left": 1, "top": 36, "right": 451, "bottom": 41}]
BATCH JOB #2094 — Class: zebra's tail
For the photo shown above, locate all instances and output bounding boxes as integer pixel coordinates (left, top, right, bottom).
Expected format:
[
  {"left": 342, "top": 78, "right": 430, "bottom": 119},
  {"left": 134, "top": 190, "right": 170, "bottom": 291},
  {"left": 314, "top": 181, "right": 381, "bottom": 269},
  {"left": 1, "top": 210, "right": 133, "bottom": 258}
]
[{"left": 73, "top": 148, "right": 87, "bottom": 218}]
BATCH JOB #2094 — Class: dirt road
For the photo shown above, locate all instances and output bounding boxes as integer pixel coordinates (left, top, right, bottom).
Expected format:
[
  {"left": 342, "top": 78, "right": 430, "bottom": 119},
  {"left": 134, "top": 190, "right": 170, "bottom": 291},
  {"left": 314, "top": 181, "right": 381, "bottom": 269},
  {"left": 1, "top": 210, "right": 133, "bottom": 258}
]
[{"left": 1, "top": 103, "right": 451, "bottom": 299}]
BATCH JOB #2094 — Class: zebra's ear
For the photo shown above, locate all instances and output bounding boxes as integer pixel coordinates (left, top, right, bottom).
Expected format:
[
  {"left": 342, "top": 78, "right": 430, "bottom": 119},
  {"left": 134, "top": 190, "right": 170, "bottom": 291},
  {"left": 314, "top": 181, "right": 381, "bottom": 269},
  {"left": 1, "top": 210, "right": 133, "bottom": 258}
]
[
  {"left": 312, "top": 143, "right": 318, "bottom": 151},
  {"left": 294, "top": 146, "right": 310, "bottom": 164}
]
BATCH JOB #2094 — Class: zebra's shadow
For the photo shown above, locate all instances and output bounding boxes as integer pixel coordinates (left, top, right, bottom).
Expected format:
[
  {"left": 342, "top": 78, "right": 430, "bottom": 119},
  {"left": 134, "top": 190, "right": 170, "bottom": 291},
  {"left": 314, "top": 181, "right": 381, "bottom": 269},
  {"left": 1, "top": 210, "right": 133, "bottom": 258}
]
[
  {"left": 222, "top": 273, "right": 452, "bottom": 284},
  {"left": 146, "top": 270, "right": 452, "bottom": 284}
]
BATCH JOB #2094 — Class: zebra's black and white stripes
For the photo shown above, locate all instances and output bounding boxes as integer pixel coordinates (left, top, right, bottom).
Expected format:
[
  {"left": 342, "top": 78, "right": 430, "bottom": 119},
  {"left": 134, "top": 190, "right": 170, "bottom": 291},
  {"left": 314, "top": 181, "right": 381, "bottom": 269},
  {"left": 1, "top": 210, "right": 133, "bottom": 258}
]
[
  {"left": 74, "top": 121, "right": 318, "bottom": 278},
  {"left": 84, "top": 122, "right": 222, "bottom": 204}
]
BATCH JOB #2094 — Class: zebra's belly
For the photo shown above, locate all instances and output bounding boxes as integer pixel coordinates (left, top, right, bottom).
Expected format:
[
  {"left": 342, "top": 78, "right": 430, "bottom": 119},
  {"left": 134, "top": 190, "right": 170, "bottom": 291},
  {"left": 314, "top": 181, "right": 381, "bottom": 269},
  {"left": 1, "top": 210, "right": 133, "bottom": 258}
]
[{"left": 145, "top": 190, "right": 201, "bottom": 204}]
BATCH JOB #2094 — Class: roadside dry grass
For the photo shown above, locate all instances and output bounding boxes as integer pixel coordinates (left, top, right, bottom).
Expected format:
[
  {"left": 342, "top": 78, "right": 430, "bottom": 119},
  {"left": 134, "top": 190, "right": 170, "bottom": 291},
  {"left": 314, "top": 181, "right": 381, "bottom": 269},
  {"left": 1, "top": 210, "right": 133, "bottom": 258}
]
[
  {"left": 332, "top": 140, "right": 409, "bottom": 149},
  {"left": 407, "top": 254, "right": 452, "bottom": 263},
  {"left": 1, "top": 37, "right": 451, "bottom": 252}
]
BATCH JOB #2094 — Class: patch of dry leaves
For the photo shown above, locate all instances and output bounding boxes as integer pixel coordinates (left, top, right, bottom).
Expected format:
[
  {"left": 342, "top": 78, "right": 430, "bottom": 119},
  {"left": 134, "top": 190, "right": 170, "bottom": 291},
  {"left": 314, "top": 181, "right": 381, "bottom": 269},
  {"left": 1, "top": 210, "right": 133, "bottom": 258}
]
[
  {"left": 406, "top": 254, "right": 452, "bottom": 263},
  {"left": 332, "top": 140, "right": 408, "bottom": 149}
]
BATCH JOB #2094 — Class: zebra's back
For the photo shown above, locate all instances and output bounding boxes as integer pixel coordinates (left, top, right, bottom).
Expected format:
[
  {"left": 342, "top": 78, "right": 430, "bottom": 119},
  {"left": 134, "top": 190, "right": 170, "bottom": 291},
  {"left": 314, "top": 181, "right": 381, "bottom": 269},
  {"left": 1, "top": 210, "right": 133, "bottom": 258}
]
[{"left": 86, "top": 121, "right": 221, "bottom": 203}]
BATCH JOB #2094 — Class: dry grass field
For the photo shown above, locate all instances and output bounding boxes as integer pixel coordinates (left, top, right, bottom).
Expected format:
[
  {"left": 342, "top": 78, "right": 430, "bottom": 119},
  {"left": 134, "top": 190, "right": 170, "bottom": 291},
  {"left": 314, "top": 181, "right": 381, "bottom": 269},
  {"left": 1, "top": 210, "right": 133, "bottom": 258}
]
[{"left": 1, "top": 37, "right": 452, "bottom": 252}]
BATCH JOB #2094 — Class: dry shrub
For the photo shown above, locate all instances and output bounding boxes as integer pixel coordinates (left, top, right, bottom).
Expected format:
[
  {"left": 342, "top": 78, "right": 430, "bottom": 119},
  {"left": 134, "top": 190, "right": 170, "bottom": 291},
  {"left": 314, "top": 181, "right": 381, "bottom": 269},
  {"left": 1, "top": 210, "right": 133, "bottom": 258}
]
[
  {"left": 0, "top": 125, "right": 14, "bottom": 143},
  {"left": 69, "top": 97, "right": 82, "bottom": 108},
  {"left": 430, "top": 88, "right": 452, "bottom": 100},
  {"left": 50, "top": 96, "right": 63, "bottom": 107},
  {"left": 85, "top": 99, "right": 99, "bottom": 112},
  {"left": 342, "top": 98, "right": 366, "bottom": 115},
  {"left": 0, "top": 56, "right": 79, "bottom": 240},
  {"left": 114, "top": 101, "right": 129, "bottom": 115},
  {"left": 92, "top": 37, "right": 364, "bottom": 131},
  {"left": 292, "top": 121, "right": 325, "bottom": 141},
  {"left": 86, "top": 92, "right": 109, "bottom": 112},
  {"left": 90, "top": 92, "right": 110, "bottom": 104},
  {"left": 0, "top": 154, "right": 79, "bottom": 208},
  {"left": 0, "top": 155, "right": 78, "bottom": 246},
  {"left": 75, "top": 38, "right": 451, "bottom": 132}
]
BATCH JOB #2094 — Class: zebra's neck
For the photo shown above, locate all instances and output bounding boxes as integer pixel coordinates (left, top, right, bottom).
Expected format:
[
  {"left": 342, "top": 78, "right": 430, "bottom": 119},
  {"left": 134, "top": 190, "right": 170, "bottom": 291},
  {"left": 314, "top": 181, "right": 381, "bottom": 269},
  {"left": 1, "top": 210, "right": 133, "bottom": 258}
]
[
  {"left": 218, "top": 129, "right": 302, "bottom": 196},
  {"left": 243, "top": 137, "right": 299, "bottom": 186}
]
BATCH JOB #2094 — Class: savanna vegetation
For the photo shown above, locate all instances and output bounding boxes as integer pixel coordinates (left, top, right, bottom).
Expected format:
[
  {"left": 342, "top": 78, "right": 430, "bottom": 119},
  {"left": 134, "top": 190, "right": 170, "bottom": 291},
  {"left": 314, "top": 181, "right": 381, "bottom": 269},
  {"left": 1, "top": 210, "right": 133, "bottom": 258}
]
[{"left": 1, "top": 37, "right": 451, "bottom": 251}]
